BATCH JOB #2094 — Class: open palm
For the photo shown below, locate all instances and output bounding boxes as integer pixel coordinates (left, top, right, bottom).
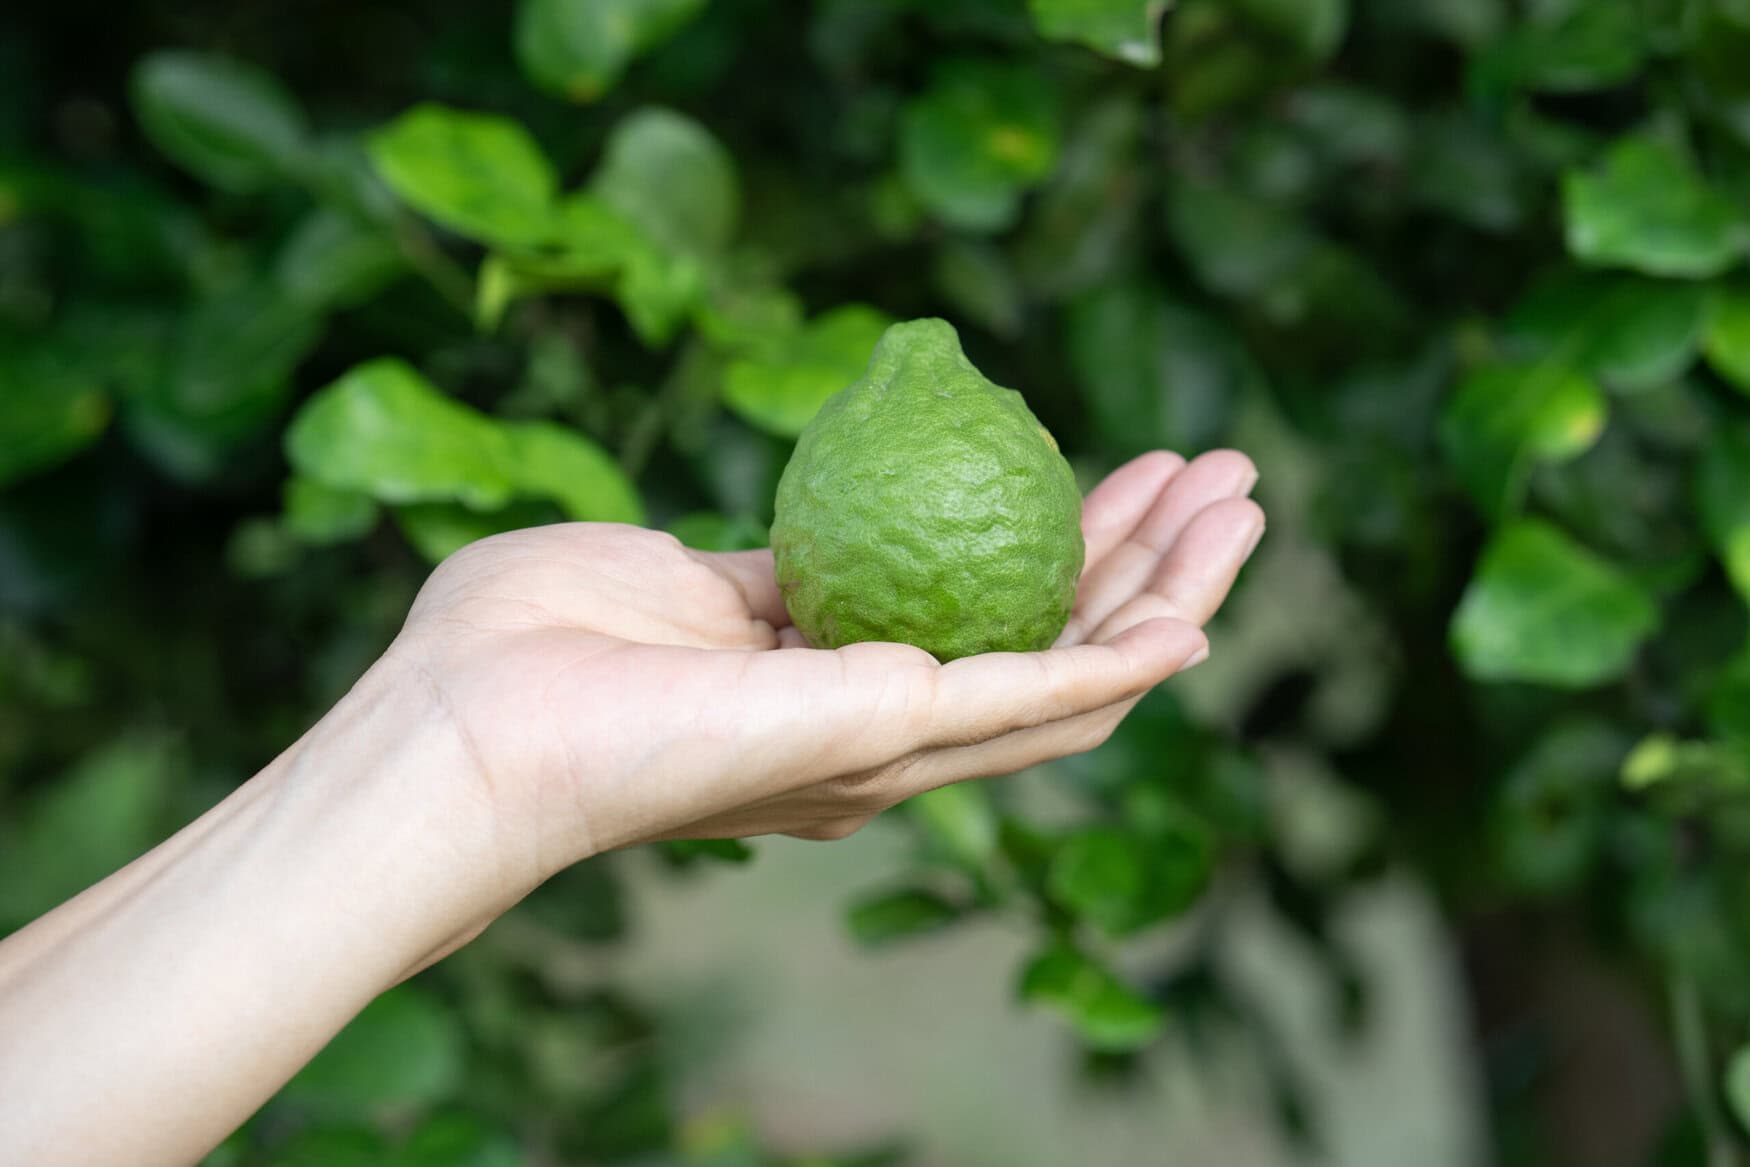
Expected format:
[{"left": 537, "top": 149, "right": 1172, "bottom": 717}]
[{"left": 388, "top": 450, "right": 1263, "bottom": 882}]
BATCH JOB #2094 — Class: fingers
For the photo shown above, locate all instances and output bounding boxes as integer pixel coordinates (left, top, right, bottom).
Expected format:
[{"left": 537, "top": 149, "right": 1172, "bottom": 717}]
[
  {"left": 641, "top": 620, "right": 1207, "bottom": 845},
  {"left": 887, "top": 697, "right": 1141, "bottom": 801},
  {"left": 1059, "top": 450, "right": 1258, "bottom": 646},
  {"left": 690, "top": 548, "right": 792, "bottom": 629},
  {"left": 734, "top": 638, "right": 943, "bottom": 777},
  {"left": 746, "top": 620, "right": 1200, "bottom": 792},
  {"left": 1080, "top": 451, "right": 1186, "bottom": 569},
  {"left": 925, "top": 617, "right": 1207, "bottom": 749},
  {"left": 1087, "top": 496, "right": 1265, "bottom": 644}
]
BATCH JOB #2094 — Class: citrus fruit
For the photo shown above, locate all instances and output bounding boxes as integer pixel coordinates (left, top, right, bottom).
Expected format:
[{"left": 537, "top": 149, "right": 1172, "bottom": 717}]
[{"left": 771, "top": 318, "right": 1084, "bottom": 662}]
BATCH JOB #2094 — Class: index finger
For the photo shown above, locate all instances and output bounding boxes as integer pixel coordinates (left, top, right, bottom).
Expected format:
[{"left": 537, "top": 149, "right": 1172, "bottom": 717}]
[{"left": 690, "top": 547, "right": 793, "bottom": 629}]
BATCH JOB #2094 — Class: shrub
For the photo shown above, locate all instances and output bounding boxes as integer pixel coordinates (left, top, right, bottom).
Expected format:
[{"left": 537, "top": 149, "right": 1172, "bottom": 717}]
[{"left": 5, "top": 0, "right": 1750, "bottom": 1162}]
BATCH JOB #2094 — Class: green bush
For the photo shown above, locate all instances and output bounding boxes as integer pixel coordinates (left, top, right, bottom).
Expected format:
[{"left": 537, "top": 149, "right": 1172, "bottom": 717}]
[{"left": 6, "top": 0, "right": 1750, "bottom": 1163}]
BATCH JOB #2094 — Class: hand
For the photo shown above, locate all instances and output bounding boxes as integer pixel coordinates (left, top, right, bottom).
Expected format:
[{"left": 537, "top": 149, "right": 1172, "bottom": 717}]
[
  {"left": 0, "top": 449, "right": 1261, "bottom": 1167},
  {"left": 386, "top": 449, "right": 1264, "bottom": 895}
]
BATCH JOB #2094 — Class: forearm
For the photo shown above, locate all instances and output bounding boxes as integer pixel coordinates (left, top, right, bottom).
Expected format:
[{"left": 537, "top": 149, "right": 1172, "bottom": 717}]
[{"left": 0, "top": 660, "right": 522, "bottom": 1167}]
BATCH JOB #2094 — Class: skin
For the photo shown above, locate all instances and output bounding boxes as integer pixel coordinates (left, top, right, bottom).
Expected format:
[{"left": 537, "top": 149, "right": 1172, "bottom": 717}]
[{"left": 0, "top": 448, "right": 1262, "bottom": 1167}]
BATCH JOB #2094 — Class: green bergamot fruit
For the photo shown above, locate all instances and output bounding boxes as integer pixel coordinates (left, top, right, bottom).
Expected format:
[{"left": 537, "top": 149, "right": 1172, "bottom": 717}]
[{"left": 770, "top": 318, "right": 1084, "bottom": 662}]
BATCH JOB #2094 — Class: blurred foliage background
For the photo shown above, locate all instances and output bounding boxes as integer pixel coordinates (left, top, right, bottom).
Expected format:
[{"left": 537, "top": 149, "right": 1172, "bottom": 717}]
[{"left": 6, "top": 0, "right": 1750, "bottom": 1163}]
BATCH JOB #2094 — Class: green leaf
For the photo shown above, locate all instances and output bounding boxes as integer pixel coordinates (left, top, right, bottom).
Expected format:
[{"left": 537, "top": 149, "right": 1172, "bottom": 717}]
[
  {"left": 1166, "top": 181, "right": 1310, "bottom": 298},
  {"left": 592, "top": 108, "right": 738, "bottom": 260},
  {"left": 369, "top": 104, "right": 558, "bottom": 248},
  {"left": 1439, "top": 361, "right": 1607, "bottom": 519},
  {"left": 900, "top": 61, "right": 1061, "bottom": 233},
  {"left": 1727, "top": 1046, "right": 1750, "bottom": 1136},
  {"left": 1697, "top": 421, "right": 1750, "bottom": 604},
  {"left": 504, "top": 331, "right": 596, "bottom": 416},
  {"left": 284, "top": 987, "right": 466, "bottom": 1115},
  {"left": 1506, "top": 271, "right": 1707, "bottom": 393},
  {"left": 1288, "top": 84, "right": 1411, "bottom": 168},
  {"left": 162, "top": 285, "right": 321, "bottom": 427},
  {"left": 1704, "top": 286, "right": 1750, "bottom": 394},
  {"left": 1707, "top": 650, "right": 1750, "bottom": 749},
  {"left": 306, "top": 134, "right": 402, "bottom": 225},
  {"left": 399, "top": 1113, "right": 527, "bottom": 1167},
  {"left": 0, "top": 347, "right": 111, "bottom": 489},
  {"left": 501, "top": 421, "right": 646, "bottom": 525},
  {"left": 616, "top": 244, "right": 708, "bottom": 345},
  {"left": 1408, "top": 110, "right": 1525, "bottom": 232},
  {"left": 1492, "top": 720, "right": 1625, "bottom": 895},
  {"left": 1014, "top": 98, "right": 1144, "bottom": 298},
  {"left": 542, "top": 193, "right": 650, "bottom": 278},
  {"left": 1163, "top": 12, "right": 1274, "bottom": 120},
  {"left": 515, "top": 0, "right": 705, "bottom": 101},
  {"left": 1027, "top": 0, "right": 1170, "bottom": 67},
  {"left": 475, "top": 255, "right": 535, "bottom": 333},
  {"left": 0, "top": 734, "right": 177, "bottom": 927},
  {"left": 1394, "top": 0, "right": 1504, "bottom": 47},
  {"left": 473, "top": 211, "right": 614, "bottom": 329},
  {"left": 907, "top": 782, "right": 999, "bottom": 872},
  {"left": 226, "top": 517, "right": 303, "bottom": 579},
  {"left": 286, "top": 358, "right": 514, "bottom": 510},
  {"left": 658, "top": 837, "right": 756, "bottom": 865},
  {"left": 846, "top": 888, "right": 962, "bottom": 947},
  {"left": 487, "top": 192, "right": 709, "bottom": 345},
  {"left": 130, "top": 51, "right": 310, "bottom": 191},
  {"left": 1473, "top": 0, "right": 1643, "bottom": 94},
  {"left": 275, "top": 207, "right": 404, "bottom": 310},
  {"left": 693, "top": 280, "right": 805, "bottom": 354},
  {"left": 394, "top": 501, "right": 561, "bottom": 563},
  {"left": 1450, "top": 519, "right": 1659, "bottom": 687},
  {"left": 722, "top": 305, "right": 891, "bottom": 436},
  {"left": 284, "top": 477, "right": 379, "bottom": 545},
  {"left": 1562, "top": 136, "right": 1747, "bottom": 279},
  {"left": 1047, "top": 820, "right": 1211, "bottom": 936},
  {"left": 1165, "top": 180, "right": 1402, "bottom": 331},
  {"left": 932, "top": 239, "right": 1024, "bottom": 338},
  {"left": 1620, "top": 733, "right": 1750, "bottom": 797},
  {"left": 125, "top": 283, "right": 322, "bottom": 481},
  {"left": 200, "top": 1132, "right": 248, "bottom": 1167},
  {"left": 666, "top": 511, "right": 769, "bottom": 551},
  {"left": 1230, "top": 0, "right": 1350, "bottom": 60},
  {"left": 1066, "top": 280, "right": 1249, "bottom": 455},
  {"left": 1017, "top": 943, "right": 1164, "bottom": 1051},
  {"left": 271, "top": 1126, "right": 390, "bottom": 1167},
  {"left": 1047, "top": 826, "right": 1147, "bottom": 934},
  {"left": 289, "top": 361, "right": 640, "bottom": 537}
]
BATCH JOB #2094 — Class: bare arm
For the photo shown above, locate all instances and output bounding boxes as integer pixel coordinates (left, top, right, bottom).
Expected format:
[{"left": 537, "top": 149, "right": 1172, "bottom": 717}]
[
  {"left": 0, "top": 449, "right": 1263, "bottom": 1167},
  {"left": 0, "top": 665, "right": 508, "bottom": 1165}
]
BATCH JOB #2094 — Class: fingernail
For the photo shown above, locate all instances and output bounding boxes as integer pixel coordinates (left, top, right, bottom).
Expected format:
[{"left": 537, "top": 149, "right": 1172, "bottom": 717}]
[
  {"left": 1184, "top": 644, "right": 1211, "bottom": 669},
  {"left": 1234, "top": 467, "right": 1260, "bottom": 496}
]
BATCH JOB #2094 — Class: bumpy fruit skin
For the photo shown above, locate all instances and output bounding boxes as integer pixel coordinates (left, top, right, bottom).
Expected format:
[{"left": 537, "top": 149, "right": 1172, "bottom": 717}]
[{"left": 771, "top": 318, "right": 1085, "bottom": 662}]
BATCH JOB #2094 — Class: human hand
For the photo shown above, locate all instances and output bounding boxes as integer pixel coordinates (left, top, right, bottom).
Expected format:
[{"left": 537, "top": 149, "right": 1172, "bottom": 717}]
[
  {"left": 384, "top": 449, "right": 1263, "bottom": 899},
  {"left": 0, "top": 450, "right": 1260, "bottom": 1167}
]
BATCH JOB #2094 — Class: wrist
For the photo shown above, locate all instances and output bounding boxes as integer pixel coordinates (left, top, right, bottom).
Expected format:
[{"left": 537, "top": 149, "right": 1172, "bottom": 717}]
[{"left": 279, "top": 654, "right": 543, "bottom": 976}]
